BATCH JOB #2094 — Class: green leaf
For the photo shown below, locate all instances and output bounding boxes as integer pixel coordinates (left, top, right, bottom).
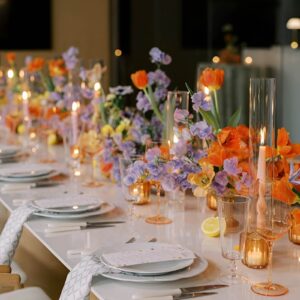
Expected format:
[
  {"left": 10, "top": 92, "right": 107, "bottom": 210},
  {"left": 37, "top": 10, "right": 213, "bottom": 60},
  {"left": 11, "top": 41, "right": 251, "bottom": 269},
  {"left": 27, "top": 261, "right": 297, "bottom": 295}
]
[
  {"left": 185, "top": 82, "right": 194, "bottom": 96},
  {"left": 228, "top": 107, "right": 241, "bottom": 127}
]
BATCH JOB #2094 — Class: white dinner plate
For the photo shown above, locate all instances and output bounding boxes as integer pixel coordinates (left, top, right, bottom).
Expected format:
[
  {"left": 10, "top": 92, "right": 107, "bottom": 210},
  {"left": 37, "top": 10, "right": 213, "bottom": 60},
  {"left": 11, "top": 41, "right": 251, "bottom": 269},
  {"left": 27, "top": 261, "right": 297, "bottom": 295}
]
[
  {"left": 31, "top": 197, "right": 103, "bottom": 213},
  {"left": 0, "top": 171, "right": 58, "bottom": 183},
  {"left": 98, "top": 243, "right": 195, "bottom": 276},
  {"left": 34, "top": 202, "right": 115, "bottom": 219},
  {"left": 100, "top": 255, "right": 208, "bottom": 282},
  {"left": 0, "top": 146, "right": 21, "bottom": 156}
]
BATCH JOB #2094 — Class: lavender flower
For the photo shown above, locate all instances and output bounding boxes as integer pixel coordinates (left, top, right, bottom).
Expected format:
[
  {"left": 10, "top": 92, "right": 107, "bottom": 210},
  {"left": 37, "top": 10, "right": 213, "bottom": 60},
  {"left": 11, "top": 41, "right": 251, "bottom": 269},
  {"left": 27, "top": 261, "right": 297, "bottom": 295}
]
[
  {"left": 109, "top": 85, "right": 133, "bottom": 96},
  {"left": 161, "top": 174, "right": 177, "bottom": 192},
  {"left": 212, "top": 171, "right": 229, "bottom": 195},
  {"left": 289, "top": 162, "right": 300, "bottom": 185},
  {"left": 236, "top": 172, "right": 252, "bottom": 191},
  {"left": 145, "top": 147, "right": 161, "bottom": 162},
  {"left": 124, "top": 160, "right": 147, "bottom": 186},
  {"left": 136, "top": 91, "right": 151, "bottom": 113},
  {"left": 154, "top": 86, "right": 168, "bottom": 100},
  {"left": 149, "top": 47, "right": 172, "bottom": 65},
  {"left": 148, "top": 70, "right": 171, "bottom": 88},
  {"left": 170, "top": 139, "right": 187, "bottom": 158},
  {"left": 79, "top": 67, "right": 87, "bottom": 81},
  {"left": 190, "top": 121, "right": 212, "bottom": 139},
  {"left": 53, "top": 76, "right": 66, "bottom": 88},
  {"left": 81, "top": 87, "right": 94, "bottom": 100},
  {"left": 223, "top": 157, "right": 242, "bottom": 176},
  {"left": 191, "top": 92, "right": 212, "bottom": 112},
  {"left": 174, "top": 109, "right": 189, "bottom": 124},
  {"left": 62, "top": 47, "right": 79, "bottom": 70}
]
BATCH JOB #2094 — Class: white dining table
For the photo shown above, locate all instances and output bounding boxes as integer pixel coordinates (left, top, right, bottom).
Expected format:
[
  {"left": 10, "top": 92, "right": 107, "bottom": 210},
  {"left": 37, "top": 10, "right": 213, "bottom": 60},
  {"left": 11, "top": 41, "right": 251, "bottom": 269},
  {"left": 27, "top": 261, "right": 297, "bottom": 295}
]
[{"left": 0, "top": 154, "right": 300, "bottom": 300}]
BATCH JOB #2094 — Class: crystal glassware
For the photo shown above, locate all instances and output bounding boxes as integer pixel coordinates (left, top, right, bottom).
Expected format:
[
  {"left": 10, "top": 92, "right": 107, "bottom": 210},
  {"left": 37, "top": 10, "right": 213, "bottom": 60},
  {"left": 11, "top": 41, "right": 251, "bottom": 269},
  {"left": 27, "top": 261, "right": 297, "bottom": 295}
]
[
  {"left": 289, "top": 208, "right": 300, "bottom": 245},
  {"left": 217, "top": 195, "right": 250, "bottom": 284}
]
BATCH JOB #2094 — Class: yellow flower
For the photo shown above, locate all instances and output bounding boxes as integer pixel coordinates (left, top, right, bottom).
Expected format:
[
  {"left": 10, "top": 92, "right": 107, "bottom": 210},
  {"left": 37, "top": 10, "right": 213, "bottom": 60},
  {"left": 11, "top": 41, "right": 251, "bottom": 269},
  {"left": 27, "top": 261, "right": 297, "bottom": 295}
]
[
  {"left": 193, "top": 186, "right": 207, "bottom": 198},
  {"left": 115, "top": 119, "right": 130, "bottom": 134},
  {"left": 188, "top": 162, "right": 215, "bottom": 192},
  {"left": 101, "top": 125, "right": 114, "bottom": 137}
]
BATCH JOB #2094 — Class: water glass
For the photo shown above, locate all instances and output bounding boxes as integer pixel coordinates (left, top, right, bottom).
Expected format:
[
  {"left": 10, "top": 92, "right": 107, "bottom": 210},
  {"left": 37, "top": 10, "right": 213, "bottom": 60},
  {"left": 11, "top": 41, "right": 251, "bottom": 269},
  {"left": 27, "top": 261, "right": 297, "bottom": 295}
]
[{"left": 217, "top": 195, "right": 250, "bottom": 284}]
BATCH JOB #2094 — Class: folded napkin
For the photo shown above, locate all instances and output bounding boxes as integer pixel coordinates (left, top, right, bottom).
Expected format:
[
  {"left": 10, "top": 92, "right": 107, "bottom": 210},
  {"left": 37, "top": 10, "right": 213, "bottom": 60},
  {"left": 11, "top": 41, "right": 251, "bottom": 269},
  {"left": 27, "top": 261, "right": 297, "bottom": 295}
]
[
  {"left": 59, "top": 255, "right": 107, "bottom": 300},
  {"left": 0, "top": 205, "right": 36, "bottom": 265}
]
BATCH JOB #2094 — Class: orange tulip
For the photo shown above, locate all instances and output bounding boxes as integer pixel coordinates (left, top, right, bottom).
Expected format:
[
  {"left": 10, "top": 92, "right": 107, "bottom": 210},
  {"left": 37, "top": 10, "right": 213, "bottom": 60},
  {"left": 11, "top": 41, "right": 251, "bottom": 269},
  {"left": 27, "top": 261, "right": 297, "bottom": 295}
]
[
  {"left": 27, "top": 57, "right": 45, "bottom": 72},
  {"left": 199, "top": 68, "right": 224, "bottom": 91},
  {"left": 204, "top": 142, "right": 228, "bottom": 167},
  {"left": 217, "top": 127, "right": 241, "bottom": 150},
  {"left": 131, "top": 70, "right": 148, "bottom": 89},
  {"left": 6, "top": 52, "right": 16, "bottom": 65},
  {"left": 48, "top": 59, "right": 67, "bottom": 77}
]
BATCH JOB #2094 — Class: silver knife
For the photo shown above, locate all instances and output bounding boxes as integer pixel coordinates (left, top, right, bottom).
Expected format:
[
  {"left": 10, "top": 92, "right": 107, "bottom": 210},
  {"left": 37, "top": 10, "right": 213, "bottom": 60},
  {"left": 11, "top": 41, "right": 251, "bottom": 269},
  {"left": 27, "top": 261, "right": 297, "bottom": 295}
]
[
  {"left": 136, "top": 292, "right": 218, "bottom": 300},
  {"left": 132, "top": 285, "right": 227, "bottom": 299},
  {"left": 44, "top": 224, "right": 116, "bottom": 233},
  {"left": 47, "top": 221, "right": 125, "bottom": 228}
]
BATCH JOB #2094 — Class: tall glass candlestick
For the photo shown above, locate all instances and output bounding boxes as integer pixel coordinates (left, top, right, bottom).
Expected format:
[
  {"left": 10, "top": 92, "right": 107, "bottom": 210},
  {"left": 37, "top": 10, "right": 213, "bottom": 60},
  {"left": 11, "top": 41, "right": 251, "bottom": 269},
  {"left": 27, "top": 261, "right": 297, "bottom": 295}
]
[{"left": 71, "top": 101, "right": 80, "bottom": 145}]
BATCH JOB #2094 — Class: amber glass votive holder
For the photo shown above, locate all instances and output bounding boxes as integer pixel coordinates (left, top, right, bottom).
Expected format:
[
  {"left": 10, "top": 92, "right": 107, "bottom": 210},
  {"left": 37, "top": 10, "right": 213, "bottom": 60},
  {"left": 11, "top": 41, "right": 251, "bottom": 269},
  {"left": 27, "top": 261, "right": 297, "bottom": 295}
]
[
  {"left": 289, "top": 209, "right": 300, "bottom": 245},
  {"left": 206, "top": 190, "right": 217, "bottom": 210},
  {"left": 242, "top": 232, "right": 269, "bottom": 269},
  {"left": 128, "top": 180, "right": 151, "bottom": 205}
]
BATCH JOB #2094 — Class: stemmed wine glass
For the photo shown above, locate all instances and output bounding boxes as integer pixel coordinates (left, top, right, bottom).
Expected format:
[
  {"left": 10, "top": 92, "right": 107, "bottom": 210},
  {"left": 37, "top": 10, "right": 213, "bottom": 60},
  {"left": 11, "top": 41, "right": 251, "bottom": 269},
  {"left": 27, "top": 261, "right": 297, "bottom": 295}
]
[
  {"left": 81, "top": 129, "right": 103, "bottom": 187},
  {"left": 251, "top": 198, "right": 291, "bottom": 296},
  {"left": 217, "top": 195, "right": 250, "bottom": 284}
]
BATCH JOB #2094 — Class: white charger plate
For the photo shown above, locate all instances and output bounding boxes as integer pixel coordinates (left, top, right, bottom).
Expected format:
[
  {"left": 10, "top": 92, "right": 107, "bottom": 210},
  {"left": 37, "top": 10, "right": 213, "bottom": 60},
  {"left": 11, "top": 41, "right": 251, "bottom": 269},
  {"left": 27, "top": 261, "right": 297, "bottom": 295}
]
[
  {"left": 34, "top": 202, "right": 115, "bottom": 219},
  {"left": 0, "top": 171, "right": 58, "bottom": 183},
  {"left": 100, "top": 255, "right": 208, "bottom": 282},
  {"left": 98, "top": 243, "right": 195, "bottom": 276},
  {"left": 0, "top": 146, "right": 21, "bottom": 156}
]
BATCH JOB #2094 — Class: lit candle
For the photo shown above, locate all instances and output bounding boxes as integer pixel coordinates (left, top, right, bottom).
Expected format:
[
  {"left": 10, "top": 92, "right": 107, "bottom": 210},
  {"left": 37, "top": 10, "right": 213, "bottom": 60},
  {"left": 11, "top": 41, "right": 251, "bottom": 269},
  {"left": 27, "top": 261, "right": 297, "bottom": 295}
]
[
  {"left": 247, "top": 249, "right": 263, "bottom": 266},
  {"left": 71, "top": 101, "right": 80, "bottom": 144},
  {"left": 22, "top": 91, "right": 30, "bottom": 126},
  {"left": 257, "top": 127, "right": 267, "bottom": 227}
]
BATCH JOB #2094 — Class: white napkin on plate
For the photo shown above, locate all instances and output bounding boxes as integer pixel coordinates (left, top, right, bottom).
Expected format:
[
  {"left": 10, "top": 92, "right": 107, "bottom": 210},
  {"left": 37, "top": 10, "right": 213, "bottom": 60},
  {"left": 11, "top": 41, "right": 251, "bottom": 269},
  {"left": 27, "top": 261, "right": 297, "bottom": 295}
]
[{"left": 0, "top": 205, "right": 37, "bottom": 265}]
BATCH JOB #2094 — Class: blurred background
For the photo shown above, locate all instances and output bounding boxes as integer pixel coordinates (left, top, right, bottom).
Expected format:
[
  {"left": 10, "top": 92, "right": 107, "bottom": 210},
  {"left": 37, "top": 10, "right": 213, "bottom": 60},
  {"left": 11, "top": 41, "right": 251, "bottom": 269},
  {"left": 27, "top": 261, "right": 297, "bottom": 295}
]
[{"left": 0, "top": 0, "right": 300, "bottom": 138}]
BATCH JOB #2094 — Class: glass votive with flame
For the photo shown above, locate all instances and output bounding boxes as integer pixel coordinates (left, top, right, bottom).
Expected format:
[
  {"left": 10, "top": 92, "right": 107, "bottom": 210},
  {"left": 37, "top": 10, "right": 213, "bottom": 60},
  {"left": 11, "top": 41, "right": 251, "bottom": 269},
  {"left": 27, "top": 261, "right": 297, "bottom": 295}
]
[
  {"left": 289, "top": 208, "right": 300, "bottom": 245},
  {"left": 128, "top": 180, "right": 151, "bottom": 205},
  {"left": 70, "top": 145, "right": 81, "bottom": 160},
  {"left": 242, "top": 232, "right": 269, "bottom": 269}
]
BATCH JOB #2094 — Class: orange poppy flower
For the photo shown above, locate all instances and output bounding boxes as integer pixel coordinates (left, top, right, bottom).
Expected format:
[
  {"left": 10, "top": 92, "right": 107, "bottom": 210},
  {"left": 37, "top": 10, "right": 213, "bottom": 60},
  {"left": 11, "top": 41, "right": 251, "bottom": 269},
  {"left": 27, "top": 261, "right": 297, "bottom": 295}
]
[
  {"left": 48, "top": 59, "right": 67, "bottom": 77},
  {"left": 277, "top": 128, "right": 300, "bottom": 158},
  {"left": 6, "top": 52, "right": 16, "bottom": 65},
  {"left": 131, "top": 70, "right": 148, "bottom": 89},
  {"left": 204, "top": 142, "right": 228, "bottom": 167},
  {"left": 272, "top": 177, "right": 297, "bottom": 204},
  {"left": 27, "top": 57, "right": 45, "bottom": 72},
  {"left": 199, "top": 68, "right": 224, "bottom": 91},
  {"left": 217, "top": 127, "right": 241, "bottom": 150}
]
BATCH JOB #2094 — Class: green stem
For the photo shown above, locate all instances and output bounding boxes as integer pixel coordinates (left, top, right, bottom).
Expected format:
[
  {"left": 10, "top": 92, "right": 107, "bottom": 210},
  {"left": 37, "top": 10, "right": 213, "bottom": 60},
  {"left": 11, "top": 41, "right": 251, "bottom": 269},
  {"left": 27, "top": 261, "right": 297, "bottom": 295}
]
[
  {"left": 144, "top": 86, "right": 163, "bottom": 122},
  {"left": 213, "top": 90, "right": 221, "bottom": 129}
]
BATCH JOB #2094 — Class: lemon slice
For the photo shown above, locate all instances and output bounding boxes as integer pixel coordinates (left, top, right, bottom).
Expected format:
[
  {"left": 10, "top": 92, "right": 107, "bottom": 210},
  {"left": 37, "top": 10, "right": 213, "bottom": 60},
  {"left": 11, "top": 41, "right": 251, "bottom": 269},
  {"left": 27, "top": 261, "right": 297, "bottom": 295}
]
[{"left": 201, "top": 217, "right": 225, "bottom": 237}]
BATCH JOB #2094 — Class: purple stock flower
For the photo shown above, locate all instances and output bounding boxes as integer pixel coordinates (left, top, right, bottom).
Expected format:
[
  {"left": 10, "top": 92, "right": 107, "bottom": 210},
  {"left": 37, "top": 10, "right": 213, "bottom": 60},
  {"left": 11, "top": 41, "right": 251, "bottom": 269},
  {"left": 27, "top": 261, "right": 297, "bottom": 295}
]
[
  {"left": 81, "top": 87, "right": 94, "bottom": 100},
  {"left": 236, "top": 172, "right": 252, "bottom": 191},
  {"left": 124, "top": 160, "right": 147, "bottom": 186},
  {"left": 212, "top": 171, "right": 229, "bottom": 195},
  {"left": 50, "top": 92, "right": 62, "bottom": 102},
  {"left": 149, "top": 47, "right": 172, "bottom": 65},
  {"left": 145, "top": 147, "right": 161, "bottom": 162},
  {"left": 191, "top": 92, "right": 212, "bottom": 112},
  {"left": 154, "top": 87, "right": 168, "bottom": 100},
  {"left": 190, "top": 121, "right": 212, "bottom": 139},
  {"left": 147, "top": 162, "right": 165, "bottom": 180},
  {"left": 148, "top": 69, "right": 171, "bottom": 88},
  {"left": 120, "top": 141, "right": 136, "bottom": 158},
  {"left": 136, "top": 91, "right": 151, "bottom": 113},
  {"left": 62, "top": 47, "right": 79, "bottom": 70},
  {"left": 53, "top": 76, "right": 66, "bottom": 88},
  {"left": 289, "top": 162, "right": 300, "bottom": 185},
  {"left": 109, "top": 85, "right": 133, "bottom": 96},
  {"left": 174, "top": 109, "right": 189, "bottom": 124},
  {"left": 170, "top": 139, "right": 187, "bottom": 158},
  {"left": 79, "top": 67, "right": 87, "bottom": 81},
  {"left": 223, "top": 157, "right": 242, "bottom": 176},
  {"left": 161, "top": 174, "right": 177, "bottom": 192}
]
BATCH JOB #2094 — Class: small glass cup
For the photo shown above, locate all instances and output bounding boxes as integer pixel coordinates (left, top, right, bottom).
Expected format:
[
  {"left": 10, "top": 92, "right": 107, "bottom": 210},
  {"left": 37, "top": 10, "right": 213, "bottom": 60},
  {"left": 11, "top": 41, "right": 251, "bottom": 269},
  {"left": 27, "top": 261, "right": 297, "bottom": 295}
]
[
  {"left": 119, "top": 156, "right": 150, "bottom": 205},
  {"left": 288, "top": 208, "right": 300, "bottom": 245},
  {"left": 206, "top": 189, "right": 217, "bottom": 210},
  {"left": 217, "top": 195, "right": 250, "bottom": 284}
]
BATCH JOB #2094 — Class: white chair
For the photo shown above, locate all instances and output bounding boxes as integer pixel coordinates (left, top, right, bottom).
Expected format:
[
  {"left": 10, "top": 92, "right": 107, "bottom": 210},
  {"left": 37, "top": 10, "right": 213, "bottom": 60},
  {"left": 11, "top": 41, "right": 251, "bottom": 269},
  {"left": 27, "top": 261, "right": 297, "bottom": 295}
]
[{"left": 0, "top": 287, "right": 50, "bottom": 300}]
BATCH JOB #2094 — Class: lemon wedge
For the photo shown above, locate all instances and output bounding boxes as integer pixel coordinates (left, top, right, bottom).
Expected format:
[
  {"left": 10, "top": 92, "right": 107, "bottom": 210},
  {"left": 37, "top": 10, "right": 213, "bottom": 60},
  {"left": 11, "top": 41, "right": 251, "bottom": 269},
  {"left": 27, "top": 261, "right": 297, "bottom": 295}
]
[{"left": 201, "top": 217, "right": 225, "bottom": 237}]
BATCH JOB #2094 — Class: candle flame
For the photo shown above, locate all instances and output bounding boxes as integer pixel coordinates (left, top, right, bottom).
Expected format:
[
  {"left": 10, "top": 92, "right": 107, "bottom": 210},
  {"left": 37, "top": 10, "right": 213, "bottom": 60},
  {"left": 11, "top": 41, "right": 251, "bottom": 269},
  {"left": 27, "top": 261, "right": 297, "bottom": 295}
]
[
  {"left": 22, "top": 91, "right": 29, "bottom": 101},
  {"left": 7, "top": 69, "right": 14, "bottom": 79},
  {"left": 260, "top": 127, "right": 266, "bottom": 145},
  {"left": 94, "top": 82, "right": 101, "bottom": 92},
  {"left": 72, "top": 101, "right": 80, "bottom": 112},
  {"left": 173, "top": 134, "right": 179, "bottom": 144},
  {"left": 204, "top": 87, "right": 210, "bottom": 95}
]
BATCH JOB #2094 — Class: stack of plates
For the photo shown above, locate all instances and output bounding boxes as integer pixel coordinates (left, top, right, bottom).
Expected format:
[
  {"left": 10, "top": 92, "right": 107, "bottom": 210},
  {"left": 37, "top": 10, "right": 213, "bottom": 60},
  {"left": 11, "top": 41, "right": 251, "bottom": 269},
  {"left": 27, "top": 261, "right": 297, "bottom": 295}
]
[
  {"left": 0, "top": 146, "right": 23, "bottom": 163},
  {"left": 97, "top": 243, "right": 208, "bottom": 282},
  {"left": 30, "top": 195, "right": 115, "bottom": 219},
  {"left": 0, "top": 164, "right": 58, "bottom": 183}
]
